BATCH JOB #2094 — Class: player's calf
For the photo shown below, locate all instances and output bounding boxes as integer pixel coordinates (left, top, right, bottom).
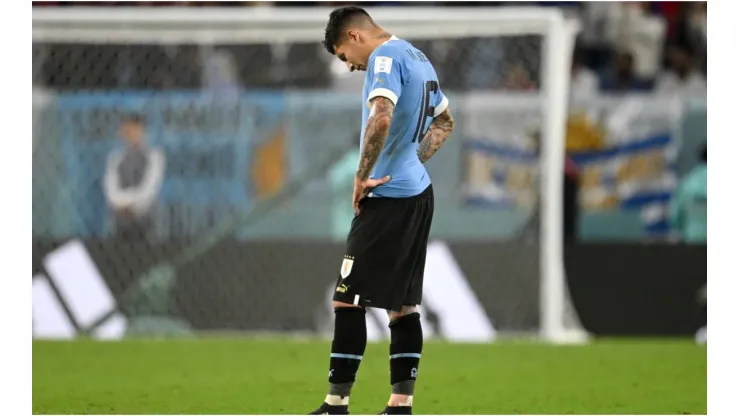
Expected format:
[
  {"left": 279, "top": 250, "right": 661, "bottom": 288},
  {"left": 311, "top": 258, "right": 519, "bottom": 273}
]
[
  {"left": 384, "top": 307, "right": 422, "bottom": 415},
  {"left": 309, "top": 304, "right": 367, "bottom": 415}
]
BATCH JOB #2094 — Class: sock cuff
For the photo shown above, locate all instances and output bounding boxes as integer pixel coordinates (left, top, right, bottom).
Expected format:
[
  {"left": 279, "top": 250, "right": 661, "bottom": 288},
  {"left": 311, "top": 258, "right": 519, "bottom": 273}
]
[
  {"left": 389, "top": 312, "right": 420, "bottom": 328},
  {"left": 335, "top": 307, "right": 366, "bottom": 316}
]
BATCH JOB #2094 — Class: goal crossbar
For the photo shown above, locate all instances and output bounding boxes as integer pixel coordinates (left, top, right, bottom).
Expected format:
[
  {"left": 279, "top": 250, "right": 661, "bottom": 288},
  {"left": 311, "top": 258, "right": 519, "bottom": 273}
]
[{"left": 33, "top": 7, "right": 570, "bottom": 43}]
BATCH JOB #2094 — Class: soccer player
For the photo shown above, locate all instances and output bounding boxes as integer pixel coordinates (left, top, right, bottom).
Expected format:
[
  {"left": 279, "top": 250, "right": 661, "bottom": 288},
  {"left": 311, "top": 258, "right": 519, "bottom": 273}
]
[{"left": 309, "top": 6, "right": 455, "bottom": 416}]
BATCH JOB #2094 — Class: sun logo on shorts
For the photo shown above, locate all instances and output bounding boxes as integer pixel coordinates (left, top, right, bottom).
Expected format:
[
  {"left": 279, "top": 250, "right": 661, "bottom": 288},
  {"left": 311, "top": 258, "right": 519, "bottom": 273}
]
[{"left": 340, "top": 255, "right": 355, "bottom": 279}]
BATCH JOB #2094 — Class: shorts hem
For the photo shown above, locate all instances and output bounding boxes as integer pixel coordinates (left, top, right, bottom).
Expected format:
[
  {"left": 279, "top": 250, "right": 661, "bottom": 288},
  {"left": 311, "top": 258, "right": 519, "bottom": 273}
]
[{"left": 333, "top": 291, "right": 421, "bottom": 312}]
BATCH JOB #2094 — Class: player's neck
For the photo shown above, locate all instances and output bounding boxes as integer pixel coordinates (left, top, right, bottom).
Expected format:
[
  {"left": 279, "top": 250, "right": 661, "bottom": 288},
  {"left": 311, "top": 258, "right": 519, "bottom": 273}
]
[{"left": 368, "top": 30, "right": 393, "bottom": 52}]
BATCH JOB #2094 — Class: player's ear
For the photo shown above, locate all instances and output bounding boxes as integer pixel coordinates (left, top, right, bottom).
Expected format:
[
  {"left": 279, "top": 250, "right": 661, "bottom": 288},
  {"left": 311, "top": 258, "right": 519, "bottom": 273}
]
[{"left": 347, "top": 30, "right": 361, "bottom": 44}]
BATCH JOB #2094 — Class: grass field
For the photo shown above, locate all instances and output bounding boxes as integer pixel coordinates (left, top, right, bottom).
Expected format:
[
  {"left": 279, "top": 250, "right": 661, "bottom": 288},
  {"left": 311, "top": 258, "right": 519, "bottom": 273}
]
[{"left": 33, "top": 338, "right": 706, "bottom": 414}]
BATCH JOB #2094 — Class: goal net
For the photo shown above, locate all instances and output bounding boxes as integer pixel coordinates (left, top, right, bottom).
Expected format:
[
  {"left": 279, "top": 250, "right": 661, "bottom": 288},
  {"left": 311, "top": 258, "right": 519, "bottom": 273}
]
[{"left": 32, "top": 6, "right": 585, "bottom": 343}]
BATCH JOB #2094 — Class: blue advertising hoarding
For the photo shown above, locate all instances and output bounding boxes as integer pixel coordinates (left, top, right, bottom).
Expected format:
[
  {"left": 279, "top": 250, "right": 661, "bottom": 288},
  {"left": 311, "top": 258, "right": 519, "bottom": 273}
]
[{"left": 55, "top": 91, "right": 285, "bottom": 237}]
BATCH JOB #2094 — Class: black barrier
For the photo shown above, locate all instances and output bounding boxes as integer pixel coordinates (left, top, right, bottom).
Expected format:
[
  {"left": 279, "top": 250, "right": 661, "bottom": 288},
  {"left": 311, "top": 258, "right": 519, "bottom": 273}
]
[
  {"left": 565, "top": 243, "right": 707, "bottom": 336},
  {"left": 33, "top": 239, "right": 706, "bottom": 336},
  {"left": 32, "top": 239, "right": 541, "bottom": 333}
]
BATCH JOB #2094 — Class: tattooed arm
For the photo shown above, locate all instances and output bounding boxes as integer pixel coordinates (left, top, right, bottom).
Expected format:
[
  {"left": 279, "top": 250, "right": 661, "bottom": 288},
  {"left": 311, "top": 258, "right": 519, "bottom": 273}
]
[
  {"left": 417, "top": 107, "right": 455, "bottom": 163},
  {"left": 356, "top": 96, "right": 395, "bottom": 181},
  {"left": 351, "top": 96, "right": 394, "bottom": 214}
]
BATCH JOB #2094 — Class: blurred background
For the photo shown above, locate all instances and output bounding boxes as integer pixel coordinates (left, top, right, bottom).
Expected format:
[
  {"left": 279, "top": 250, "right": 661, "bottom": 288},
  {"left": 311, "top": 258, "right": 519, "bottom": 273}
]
[{"left": 32, "top": 1, "right": 706, "bottom": 342}]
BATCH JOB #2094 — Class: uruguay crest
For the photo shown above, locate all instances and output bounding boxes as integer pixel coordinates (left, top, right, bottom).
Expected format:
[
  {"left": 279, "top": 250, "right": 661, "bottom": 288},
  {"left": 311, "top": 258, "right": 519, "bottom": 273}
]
[{"left": 340, "top": 255, "right": 354, "bottom": 279}]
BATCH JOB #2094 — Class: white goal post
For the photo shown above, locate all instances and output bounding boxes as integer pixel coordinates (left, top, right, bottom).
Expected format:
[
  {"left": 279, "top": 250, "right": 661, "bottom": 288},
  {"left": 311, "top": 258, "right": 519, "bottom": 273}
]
[{"left": 32, "top": 6, "right": 585, "bottom": 343}]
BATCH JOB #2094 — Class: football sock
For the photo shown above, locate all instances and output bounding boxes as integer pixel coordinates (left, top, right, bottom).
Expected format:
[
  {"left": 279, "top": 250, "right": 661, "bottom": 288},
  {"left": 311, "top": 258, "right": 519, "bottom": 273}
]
[
  {"left": 382, "top": 405, "right": 413, "bottom": 415},
  {"left": 325, "top": 307, "right": 367, "bottom": 406},
  {"left": 388, "top": 312, "right": 423, "bottom": 403}
]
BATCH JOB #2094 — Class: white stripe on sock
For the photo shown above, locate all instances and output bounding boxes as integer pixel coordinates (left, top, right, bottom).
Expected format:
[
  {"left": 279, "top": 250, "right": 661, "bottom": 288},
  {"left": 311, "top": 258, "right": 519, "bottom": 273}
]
[
  {"left": 389, "top": 395, "right": 413, "bottom": 407},
  {"left": 325, "top": 394, "right": 350, "bottom": 406}
]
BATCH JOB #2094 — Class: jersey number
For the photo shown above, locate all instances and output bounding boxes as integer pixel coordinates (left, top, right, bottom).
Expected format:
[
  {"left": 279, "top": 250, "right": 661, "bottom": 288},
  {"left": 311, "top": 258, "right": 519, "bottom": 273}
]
[{"left": 412, "top": 80, "right": 439, "bottom": 143}]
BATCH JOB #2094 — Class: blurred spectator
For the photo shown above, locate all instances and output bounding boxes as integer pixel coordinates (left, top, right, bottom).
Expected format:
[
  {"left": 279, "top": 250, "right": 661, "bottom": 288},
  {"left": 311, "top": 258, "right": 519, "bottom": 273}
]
[
  {"left": 599, "top": 50, "right": 652, "bottom": 92},
  {"left": 578, "top": 2, "right": 615, "bottom": 70},
  {"left": 604, "top": 2, "right": 666, "bottom": 80},
  {"left": 570, "top": 47, "right": 599, "bottom": 99},
  {"left": 104, "top": 114, "right": 166, "bottom": 241},
  {"left": 652, "top": 1, "right": 683, "bottom": 36},
  {"left": 202, "top": 48, "right": 241, "bottom": 101},
  {"left": 673, "top": 2, "right": 707, "bottom": 61},
  {"left": 655, "top": 44, "right": 706, "bottom": 96},
  {"left": 34, "top": 0, "right": 710, "bottom": 96},
  {"left": 668, "top": 143, "right": 707, "bottom": 244},
  {"left": 502, "top": 61, "right": 536, "bottom": 91}
]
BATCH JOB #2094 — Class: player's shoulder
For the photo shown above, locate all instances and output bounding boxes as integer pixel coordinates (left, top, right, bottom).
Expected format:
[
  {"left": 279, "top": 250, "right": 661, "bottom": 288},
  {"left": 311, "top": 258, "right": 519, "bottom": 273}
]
[{"left": 373, "top": 39, "right": 422, "bottom": 77}]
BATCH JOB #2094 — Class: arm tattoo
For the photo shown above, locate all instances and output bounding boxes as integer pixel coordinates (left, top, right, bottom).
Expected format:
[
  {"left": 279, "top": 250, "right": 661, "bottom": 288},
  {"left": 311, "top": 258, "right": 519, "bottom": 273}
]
[
  {"left": 417, "top": 108, "right": 455, "bottom": 163},
  {"left": 356, "top": 97, "right": 394, "bottom": 181}
]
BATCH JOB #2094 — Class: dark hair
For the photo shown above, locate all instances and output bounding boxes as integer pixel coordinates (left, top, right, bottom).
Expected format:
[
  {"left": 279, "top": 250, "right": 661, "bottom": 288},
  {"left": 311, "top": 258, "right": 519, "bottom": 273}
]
[
  {"left": 120, "top": 112, "right": 146, "bottom": 126},
  {"left": 322, "top": 6, "right": 372, "bottom": 55}
]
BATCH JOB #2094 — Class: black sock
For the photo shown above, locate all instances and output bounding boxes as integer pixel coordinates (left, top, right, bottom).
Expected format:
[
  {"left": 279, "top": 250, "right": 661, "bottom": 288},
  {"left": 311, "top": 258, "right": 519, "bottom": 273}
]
[
  {"left": 389, "top": 312, "right": 423, "bottom": 398},
  {"left": 384, "top": 406, "right": 413, "bottom": 415},
  {"left": 326, "top": 307, "right": 367, "bottom": 402}
]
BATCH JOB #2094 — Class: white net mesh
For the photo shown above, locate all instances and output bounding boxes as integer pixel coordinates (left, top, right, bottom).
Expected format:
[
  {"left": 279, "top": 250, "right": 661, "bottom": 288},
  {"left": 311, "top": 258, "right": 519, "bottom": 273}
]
[{"left": 32, "top": 8, "right": 579, "bottom": 340}]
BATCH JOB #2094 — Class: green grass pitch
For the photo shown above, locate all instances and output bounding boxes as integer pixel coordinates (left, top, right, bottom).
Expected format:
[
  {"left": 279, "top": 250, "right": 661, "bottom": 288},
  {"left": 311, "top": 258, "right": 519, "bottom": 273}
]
[{"left": 33, "top": 338, "right": 706, "bottom": 414}]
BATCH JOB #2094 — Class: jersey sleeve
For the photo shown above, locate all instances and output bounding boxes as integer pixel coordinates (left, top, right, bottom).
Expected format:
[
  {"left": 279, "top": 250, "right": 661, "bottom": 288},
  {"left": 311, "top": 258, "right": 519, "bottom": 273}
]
[{"left": 366, "top": 53, "right": 405, "bottom": 107}]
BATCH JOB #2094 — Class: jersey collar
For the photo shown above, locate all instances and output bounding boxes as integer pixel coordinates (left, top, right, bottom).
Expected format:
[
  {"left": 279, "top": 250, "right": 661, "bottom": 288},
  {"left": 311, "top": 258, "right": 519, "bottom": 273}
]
[
  {"left": 381, "top": 35, "right": 400, "bottom": 46},
  {"left": 369, "top": 35, "right": 400, "bottom": 62}
]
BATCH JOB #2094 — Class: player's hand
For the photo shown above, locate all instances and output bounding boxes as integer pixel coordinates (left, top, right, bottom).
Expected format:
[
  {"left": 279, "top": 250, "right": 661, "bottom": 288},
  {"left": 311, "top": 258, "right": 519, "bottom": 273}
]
[{"left": 353, "top": 175, "right": 391, "bottom": 215}]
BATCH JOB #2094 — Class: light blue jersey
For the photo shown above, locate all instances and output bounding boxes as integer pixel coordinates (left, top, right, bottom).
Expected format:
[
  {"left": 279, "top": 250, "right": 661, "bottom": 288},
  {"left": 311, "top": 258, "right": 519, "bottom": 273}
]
[{"left": 361, "top": 36, "right": 448, "bottom": 198}]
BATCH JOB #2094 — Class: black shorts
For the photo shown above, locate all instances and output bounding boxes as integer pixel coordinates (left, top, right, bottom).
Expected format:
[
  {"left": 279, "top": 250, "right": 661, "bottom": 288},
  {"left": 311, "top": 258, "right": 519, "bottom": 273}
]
[{"left": 333, "top": 185, "right": 434, "bottom": 311}]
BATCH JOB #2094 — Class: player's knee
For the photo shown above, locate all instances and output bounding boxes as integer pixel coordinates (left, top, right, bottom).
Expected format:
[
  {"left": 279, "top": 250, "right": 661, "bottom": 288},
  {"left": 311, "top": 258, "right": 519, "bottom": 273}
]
[
  {"left": 388, "top": 306, "right": 418, "bottom": 322},
  {"left": 333, "top": 301, "right": 364, "bottom": 310}
]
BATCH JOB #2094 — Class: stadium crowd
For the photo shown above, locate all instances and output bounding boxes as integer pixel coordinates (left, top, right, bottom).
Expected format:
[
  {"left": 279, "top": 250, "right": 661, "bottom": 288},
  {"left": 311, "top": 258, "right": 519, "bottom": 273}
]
[{"left": 33, "top": 1, "right": 707, "bottom": 97}]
